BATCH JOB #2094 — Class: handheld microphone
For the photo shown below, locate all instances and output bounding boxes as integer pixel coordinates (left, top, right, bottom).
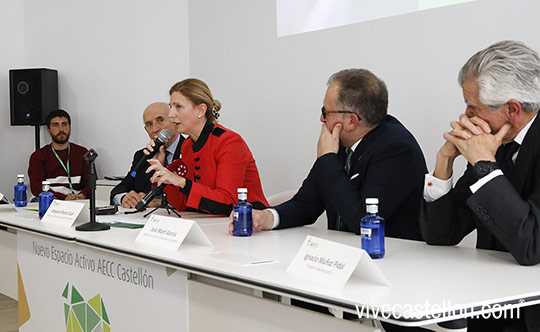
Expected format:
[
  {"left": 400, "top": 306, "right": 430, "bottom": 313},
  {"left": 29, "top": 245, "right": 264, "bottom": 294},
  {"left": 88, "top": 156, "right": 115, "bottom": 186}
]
[
  {"left": 130, "top": 129, "right": 172, "bottom": 178},
  {"left": 134, "top": 159, "right": 188, "bottom": 212}
]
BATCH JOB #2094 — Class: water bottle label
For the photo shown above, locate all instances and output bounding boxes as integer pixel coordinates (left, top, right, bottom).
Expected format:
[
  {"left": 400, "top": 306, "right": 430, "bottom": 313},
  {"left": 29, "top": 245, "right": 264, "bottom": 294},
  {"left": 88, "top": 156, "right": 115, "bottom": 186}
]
[
  {"left": 14, "top": 183, "right": 28, "bottom": 207},
  {"left": 361, "top": 228, "right": 372, "bottom": 239},
  {"left": 233, "top": 205, "right": 252, "bottom": 237}
]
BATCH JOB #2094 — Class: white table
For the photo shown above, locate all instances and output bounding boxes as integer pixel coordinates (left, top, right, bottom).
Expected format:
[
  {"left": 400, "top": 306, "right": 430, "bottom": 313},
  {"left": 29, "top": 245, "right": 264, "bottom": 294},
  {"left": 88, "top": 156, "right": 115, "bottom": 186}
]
[{"left": 1, "top": 207, "right": 539, "bottom": 330}]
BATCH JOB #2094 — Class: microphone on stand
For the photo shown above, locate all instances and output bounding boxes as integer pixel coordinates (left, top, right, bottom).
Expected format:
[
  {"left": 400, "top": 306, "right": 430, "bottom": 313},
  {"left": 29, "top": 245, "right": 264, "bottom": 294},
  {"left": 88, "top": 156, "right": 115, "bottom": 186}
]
[
  {"left": 130, "top": 129, "right": 172, "bottom": 178},
  {"left": 134, "top": 159, "right": 188, "bottom": 212},
  {"left": 135, "top": 184, "right": 165, "bottom": 211}
]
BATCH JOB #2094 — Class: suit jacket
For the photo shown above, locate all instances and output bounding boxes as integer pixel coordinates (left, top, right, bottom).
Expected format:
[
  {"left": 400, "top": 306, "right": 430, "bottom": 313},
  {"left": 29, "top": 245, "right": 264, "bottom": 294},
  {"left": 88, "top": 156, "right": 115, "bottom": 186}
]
[
  {"left": 275, "top": 115, "right": 427, "bottom": 240},
  {"left": 109, "top": 136, "right": 184, "bottom": 204},
  {"left": 164, "top": 122, "right": 268, "bottom": 215},
  {"left": 421, "top": 114, "right": 540, "bottom": 331}
]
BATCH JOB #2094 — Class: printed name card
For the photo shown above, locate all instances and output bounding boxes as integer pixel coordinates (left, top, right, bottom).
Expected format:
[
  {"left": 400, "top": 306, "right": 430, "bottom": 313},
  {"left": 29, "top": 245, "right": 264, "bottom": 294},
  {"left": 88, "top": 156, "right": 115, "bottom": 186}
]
[
  {"left": 286, "top": 236, "right": 390, "bottom": 289},
  {"left": 0, "top": 192, "right": 16, "bottom": 212},
  {"left": 0, "top": 205, "right": 16, "bottom": 212},
  {"left": 135, "top": 215, "right": 212, "bottom": 250},
  {"left": 41, "top": 200, "right": 86, "bottom": 227}
]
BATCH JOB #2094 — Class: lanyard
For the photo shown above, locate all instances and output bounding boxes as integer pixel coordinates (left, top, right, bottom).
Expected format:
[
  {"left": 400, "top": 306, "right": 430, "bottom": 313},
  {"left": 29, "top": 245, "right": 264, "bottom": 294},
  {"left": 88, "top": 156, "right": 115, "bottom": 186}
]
[{"left": 51, "top": 143, "right": 74, "bottom": 192}]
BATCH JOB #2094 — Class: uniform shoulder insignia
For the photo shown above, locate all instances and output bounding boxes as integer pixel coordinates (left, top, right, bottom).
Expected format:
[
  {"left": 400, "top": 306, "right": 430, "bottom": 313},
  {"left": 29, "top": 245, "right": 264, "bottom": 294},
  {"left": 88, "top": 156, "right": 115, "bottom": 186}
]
[{"left": 212, "top": 127, "right": 226, "bottom": 137}]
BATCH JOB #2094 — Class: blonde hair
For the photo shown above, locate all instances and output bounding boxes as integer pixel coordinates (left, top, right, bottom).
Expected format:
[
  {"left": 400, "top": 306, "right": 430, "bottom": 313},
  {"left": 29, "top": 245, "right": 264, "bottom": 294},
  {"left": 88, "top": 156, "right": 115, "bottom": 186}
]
[{"left": 169, "top": 78, "right": 221, "bottom": 123}]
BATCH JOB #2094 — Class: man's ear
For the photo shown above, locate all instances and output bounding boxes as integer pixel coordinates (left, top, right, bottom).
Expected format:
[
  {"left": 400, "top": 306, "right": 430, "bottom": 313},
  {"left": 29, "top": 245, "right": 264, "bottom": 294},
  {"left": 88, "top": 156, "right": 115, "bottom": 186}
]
[
  {"left": 506, "top": 99, "right": 522, "bottom": 124},
  {"left": 348, "top": 113, "right": 360, "bottom": 129}
]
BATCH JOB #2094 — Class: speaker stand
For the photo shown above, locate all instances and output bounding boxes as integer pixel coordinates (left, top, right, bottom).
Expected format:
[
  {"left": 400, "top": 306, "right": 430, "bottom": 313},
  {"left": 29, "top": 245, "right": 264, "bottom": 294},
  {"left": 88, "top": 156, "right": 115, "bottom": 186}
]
[{"left": 34, "top": 125, "right": 40, "bottom": 151}]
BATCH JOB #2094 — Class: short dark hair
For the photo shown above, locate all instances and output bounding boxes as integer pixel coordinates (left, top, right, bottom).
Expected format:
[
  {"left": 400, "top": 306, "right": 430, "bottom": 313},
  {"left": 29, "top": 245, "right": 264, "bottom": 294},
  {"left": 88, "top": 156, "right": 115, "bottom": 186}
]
[
  {"left": 328, "top": 69, "right": 388, "bottom": 126},
  {"left": 46, "top": 109, "right": 71, "bottom": 128}
]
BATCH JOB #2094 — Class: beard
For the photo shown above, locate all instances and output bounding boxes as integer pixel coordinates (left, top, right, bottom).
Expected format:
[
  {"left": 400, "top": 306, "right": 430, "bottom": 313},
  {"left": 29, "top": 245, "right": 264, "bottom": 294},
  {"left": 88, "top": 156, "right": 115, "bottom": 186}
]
[{"left": 51, "top": 132, "right": 70, "bottom": 144}]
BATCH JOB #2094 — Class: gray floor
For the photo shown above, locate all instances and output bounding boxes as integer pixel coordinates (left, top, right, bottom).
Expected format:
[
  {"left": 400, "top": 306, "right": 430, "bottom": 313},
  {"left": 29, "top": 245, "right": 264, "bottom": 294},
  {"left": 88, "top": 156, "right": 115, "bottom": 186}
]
[{"left": 0, "top": 293, "right": 17, "bottom": 332}]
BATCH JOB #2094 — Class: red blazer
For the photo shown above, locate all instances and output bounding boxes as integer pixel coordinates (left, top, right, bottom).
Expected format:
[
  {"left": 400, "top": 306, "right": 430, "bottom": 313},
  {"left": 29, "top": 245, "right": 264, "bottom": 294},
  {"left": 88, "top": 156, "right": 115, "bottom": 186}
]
[{"left": 164, "top": 122, "right": 268, "bottom": 215}]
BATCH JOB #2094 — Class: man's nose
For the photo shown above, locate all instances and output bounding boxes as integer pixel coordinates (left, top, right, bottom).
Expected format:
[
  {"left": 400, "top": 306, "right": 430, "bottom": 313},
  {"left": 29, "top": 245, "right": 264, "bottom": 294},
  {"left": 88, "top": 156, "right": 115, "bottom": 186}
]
[{"left": 151, "top": 122, "right": 162, "bottom": 133}]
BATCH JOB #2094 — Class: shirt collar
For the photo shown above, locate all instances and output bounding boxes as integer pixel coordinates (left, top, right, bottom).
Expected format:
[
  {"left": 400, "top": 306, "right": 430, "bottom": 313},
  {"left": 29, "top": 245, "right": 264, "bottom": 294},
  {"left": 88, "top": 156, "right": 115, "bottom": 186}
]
[
  {"left": 514, "top": 113, "right": 537, "bottom": 145},
  {"left": 165, "top": 134, "right": 180, "bottom": 155},
  {"left": 349, "top": 138, "right": 362, "bottom": 152}
]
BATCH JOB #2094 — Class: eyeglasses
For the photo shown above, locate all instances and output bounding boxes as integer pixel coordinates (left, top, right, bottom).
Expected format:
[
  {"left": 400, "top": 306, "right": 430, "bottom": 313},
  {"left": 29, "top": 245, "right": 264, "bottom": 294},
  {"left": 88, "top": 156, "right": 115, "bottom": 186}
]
[{"left": 321, "top": 106, "right": 360, "bottom": 120}]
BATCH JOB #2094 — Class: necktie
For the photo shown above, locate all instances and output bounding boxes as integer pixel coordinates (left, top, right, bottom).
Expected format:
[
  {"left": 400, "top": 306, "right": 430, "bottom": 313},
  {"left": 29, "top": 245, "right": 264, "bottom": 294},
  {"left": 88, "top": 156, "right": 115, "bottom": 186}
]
[
  {"left": 335, "top": 148, "right": 354, "bottom": 231},
  {"left": 344, "top": 148, "right": 353, "bottom": 175},
  {"left": 164, "top": 150, "right": 171, "bottom": 167},
  {"left": 498, "top": 141, "right": 520, "bottom": 178}
]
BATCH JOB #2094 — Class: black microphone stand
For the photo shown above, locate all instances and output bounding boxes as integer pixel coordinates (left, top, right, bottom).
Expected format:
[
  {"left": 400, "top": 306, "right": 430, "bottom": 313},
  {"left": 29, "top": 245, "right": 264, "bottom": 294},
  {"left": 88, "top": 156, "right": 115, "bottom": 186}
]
[
  {"left": 143, "top": 192, "right": 181, "bottom": 218},
  {"left": 76, "top": 149, "right": 110, "bottom": 231}
]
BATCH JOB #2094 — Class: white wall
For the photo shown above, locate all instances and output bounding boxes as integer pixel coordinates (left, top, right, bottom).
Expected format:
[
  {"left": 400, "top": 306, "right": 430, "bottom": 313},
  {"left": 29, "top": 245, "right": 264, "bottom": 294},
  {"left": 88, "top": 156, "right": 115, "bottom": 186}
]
[
  {"left": 2, "top": 0, "right": 539, "bottom": 200},
  {"left": 0, "top": 0, "right": 27, "bottom": 197},
  {"left": 0, "top": 0, "right": 190, "bottom": 196},
  {"left": 188, "top": 0, "right": 540, "bottom": 196}
]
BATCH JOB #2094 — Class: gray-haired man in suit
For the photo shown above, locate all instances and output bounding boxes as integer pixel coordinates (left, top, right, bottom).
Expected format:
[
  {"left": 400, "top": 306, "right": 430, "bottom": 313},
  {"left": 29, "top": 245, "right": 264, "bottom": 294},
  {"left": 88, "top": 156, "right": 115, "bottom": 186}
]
[{"left": 422, "top": 40, "right": 540, "bottom": 331}]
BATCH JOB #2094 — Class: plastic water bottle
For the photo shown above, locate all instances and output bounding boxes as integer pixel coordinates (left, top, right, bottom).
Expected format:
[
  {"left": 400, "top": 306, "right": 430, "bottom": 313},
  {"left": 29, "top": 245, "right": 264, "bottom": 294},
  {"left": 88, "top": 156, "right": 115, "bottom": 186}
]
[
  {"left": 360, "top": 198, "right": 385, "bottom": 259},
  {"left": 233, "top": 188, "right": 252, "bottom": 237},
  {"left": 14, "top": 174, "right": 28, "bottom": 207},
  {"left": 39, "top": 181, "right": 55, "bottom": 219}
]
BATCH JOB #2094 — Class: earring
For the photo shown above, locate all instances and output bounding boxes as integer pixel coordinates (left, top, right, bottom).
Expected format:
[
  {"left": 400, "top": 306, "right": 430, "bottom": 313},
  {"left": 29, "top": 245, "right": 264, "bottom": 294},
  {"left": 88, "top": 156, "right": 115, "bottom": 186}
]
[{"left": 198, "top": 115, "right": 202, "bottom": 118}]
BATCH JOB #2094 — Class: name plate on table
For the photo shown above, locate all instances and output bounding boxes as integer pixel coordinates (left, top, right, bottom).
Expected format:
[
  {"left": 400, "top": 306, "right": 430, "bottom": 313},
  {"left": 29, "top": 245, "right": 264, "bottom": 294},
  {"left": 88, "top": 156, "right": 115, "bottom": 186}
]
[
  {"left": 0, "top": 205, "right": 17, "bottom": 212},
  {"left": 0, "top": 193, "right": 16, "bottom": 212},
  {"left": 135, "top": 215, "right": 212, "bottom": 250},
  {"left": 286, "top": 235, "right": 390, "bottom": 289},
  {"left": 41, "top": 200, "right": 87, "bottom": 227}
]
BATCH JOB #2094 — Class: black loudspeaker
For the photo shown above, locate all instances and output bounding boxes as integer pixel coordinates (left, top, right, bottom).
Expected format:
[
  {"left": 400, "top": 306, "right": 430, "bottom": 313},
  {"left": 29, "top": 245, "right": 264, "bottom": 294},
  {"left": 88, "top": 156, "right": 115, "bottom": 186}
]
[{"left": 9, "top": 68, "right": 58, "bottom": 126}]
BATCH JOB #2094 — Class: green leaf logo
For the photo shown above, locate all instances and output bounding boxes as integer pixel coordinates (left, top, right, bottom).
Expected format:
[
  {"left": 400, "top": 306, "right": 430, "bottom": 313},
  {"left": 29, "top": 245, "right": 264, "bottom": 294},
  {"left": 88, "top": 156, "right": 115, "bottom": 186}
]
[{"left": 62, "top": 283, "right": 111, "bottom": 332}]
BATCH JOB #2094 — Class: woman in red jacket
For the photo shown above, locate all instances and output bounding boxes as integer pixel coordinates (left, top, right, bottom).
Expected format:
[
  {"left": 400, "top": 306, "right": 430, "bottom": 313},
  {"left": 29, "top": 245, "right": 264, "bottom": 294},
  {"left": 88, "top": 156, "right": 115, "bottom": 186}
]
[{"left": 147, "top": 78, "right": 268, "bottom": 215}]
